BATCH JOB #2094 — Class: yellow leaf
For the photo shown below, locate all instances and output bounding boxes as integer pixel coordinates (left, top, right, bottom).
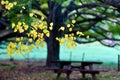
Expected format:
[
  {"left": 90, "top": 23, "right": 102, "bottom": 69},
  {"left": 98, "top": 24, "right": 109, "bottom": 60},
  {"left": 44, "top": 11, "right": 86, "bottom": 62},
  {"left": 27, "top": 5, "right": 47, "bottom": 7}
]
[
  {"left": 66, "top": 41, "right": 71, "bottom": 48},
  {"left": 18, "top": 42, "right": 22, "bottom": 46},
  {"left": 46, "top": 32, "right": 50, "bottom": 37},
  {"left": 29, "top": 38, "right": 33, "bottom": 42},
  {"left": 60, "top": 38, "right": 65, "bottom": 43},
  {"left": 71, "top": 42, "right": 76, "bottom": 48},
  {"left": 72, "top": 20, "right": 76, "bottom": 24},
  {"left": 24, "top": 25, "right": 28, "bottom": 30},
  {"left": 13, "top": 2, "right": 17, "bottom": 5},
  {"left": 16, "top": 38, "right": 20, "bottom": 41},
  {"left": 12, "top": 23, "right": 15, "bottom": 28},
  {"left": 65, "top": 34, "right": 68, "bottom": 38},
  {"left": 50, "top": 22, "right": 53, "bottom": 26},
  {"left": 69, "top": 28, "right": 72, "bottom": 32},
  {"left": 43, "top": 29, "right": 48, "bottom": 33},
  {"left": 49, "top": 26, "right": 53, "bottom": 30},
  {"left": 5, "top": 1, "right": 9, "bottom": 4},
  {"left": 59, "top": 26, "right": 65, "bottom": 31},
  {"left": 29, "top": 13, "right": 34, "bottom": 17},
  {"left": 41, "top": 16, "right": 44, "bottom": 20},
  {"left": 1, "top": 1, "right": 5, "bottom": 5},
  {"left": 21, "top": 37, "right": 23, "bottom": 40},
  {"left": 14, "top": 28, "right": 17, "bottom": 32},
  {"left": 76, "top": 31, "right": 80, "bottom": 35},
  {"left": 18, "top": 22, "right": 22, "bottom": 26},
  {"left": 67, "top": 24, "right": 70, "bottom": 28},
  {"left": 19, "top": 28, "right": 24, "bottom": 33},
  {"left": 56, "top": 37, "right": 59, "bottom": 40}
]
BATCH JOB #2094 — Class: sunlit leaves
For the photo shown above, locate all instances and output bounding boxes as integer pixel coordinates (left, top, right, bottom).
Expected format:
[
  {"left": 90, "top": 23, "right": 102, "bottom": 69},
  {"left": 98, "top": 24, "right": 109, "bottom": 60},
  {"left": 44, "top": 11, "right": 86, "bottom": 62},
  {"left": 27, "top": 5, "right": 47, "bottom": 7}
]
[
  {"left": 4, "top": 0, "right": 88, "bottom": 57},
  {"left": 12, "top": 22, "right": 28, "bottom": 33},
  {"left": 72, "top": 20, "right": 76, "bottom": 24},
  {"left": 59, "top": 26, "right": 65, "bottom": 31},
  {"left": 76, "top": 31, "right": 84, "bottom": 36},
  {"left": 29, "top": 13, "right": 34, "bottom": 17},
  {"left": 1, "top": 0, "right": 17, "bottom": 10},
  {"left": 7, "top": 42, "right": 16, "bottom": 56},
  {"left": 67, "top": 24, "right": 70, "bottom": 28},
  {"left": 49, "top": 22, "right": 53, "bottom": 30},
  {"left": 56, "top": 33, "right": 77, "bottom": 48}
]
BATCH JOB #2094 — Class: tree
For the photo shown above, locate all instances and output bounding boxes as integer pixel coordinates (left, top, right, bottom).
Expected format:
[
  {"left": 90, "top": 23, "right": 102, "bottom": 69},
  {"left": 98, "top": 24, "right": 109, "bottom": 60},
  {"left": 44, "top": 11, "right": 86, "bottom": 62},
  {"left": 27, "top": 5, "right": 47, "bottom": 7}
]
[{"left": 1, "top": 0, "right": 120, "bottom": 67}]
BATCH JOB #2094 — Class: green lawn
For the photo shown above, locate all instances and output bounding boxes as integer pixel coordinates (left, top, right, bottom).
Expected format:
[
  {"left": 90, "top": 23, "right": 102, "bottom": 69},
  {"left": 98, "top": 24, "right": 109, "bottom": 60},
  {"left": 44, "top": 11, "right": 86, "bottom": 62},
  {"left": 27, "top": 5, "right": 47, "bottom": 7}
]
[{"left": 0, "top": 41, "right": 120, "bottom": 64}]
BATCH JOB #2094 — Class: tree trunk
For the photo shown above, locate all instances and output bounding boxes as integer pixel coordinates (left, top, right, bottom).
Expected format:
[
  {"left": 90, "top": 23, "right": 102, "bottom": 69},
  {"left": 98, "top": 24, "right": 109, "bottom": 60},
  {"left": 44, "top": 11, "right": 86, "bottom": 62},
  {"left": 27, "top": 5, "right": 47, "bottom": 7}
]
[{"left": 46, "top": 1, "right": 63, "bottom": 67}]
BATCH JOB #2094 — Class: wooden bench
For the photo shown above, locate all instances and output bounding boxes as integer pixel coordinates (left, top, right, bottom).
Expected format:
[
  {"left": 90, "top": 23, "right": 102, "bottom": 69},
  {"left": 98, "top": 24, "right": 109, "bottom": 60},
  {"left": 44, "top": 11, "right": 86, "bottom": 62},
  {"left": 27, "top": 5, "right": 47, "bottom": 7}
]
[
  {"left": 46, "top": 67, "right": 100, "bottom": 80},
  {"left": 78, "top": 69, "right": 99, "bottom": 80},
  {"left": 47, "top": 60, "right": 103, "bottom": 80}
]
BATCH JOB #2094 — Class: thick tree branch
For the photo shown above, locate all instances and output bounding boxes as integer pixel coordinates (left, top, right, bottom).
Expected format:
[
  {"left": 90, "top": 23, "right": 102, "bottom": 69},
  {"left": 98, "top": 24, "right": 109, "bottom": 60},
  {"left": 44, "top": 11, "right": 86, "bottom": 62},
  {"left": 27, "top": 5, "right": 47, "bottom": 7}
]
[
  {"left": 98, "top": 0, "right": 120, "bottom": 9},
  {"left": 91, "top": 26, "right": 120, "bottom": 41},
  {"left": 63, "top": 2, "right": 109, "bottom": 20}
]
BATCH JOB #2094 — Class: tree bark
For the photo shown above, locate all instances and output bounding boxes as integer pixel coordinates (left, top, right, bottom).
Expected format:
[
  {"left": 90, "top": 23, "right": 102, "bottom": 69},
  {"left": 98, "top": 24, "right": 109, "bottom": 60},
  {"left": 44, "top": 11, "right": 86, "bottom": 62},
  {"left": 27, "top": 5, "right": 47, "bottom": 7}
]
[{"left": 46, "top": 1, "right": 63, "bottom": 67}]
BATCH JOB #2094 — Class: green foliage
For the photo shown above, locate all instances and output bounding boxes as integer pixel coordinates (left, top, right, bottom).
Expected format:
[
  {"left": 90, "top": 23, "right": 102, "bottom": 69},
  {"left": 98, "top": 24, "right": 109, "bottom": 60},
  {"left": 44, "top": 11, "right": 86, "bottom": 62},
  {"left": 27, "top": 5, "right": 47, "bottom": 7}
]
[
  {"left": 39, "top": 0, "right": 48, "bottom": 3},
  {"left": 55, "top": 0, "right": 65, "bottom": 4},
  {"left": 84, "top": 30, "right": 102, "bottom": 37},
  {"left": 109, "top": 23, "right": 120, "bottom": 35}
]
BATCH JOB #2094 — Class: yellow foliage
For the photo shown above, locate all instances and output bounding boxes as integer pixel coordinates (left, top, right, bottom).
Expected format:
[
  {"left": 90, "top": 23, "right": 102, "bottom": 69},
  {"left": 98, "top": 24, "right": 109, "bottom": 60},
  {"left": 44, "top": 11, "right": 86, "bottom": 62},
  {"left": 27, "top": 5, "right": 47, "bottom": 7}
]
[
  {"left": 24, "top": 25, "right": 28, "bottom": 30},
  {"left": 76, "top": 31, "right": 84, "bottom": 36},
  {"left": 72, "top": 20, "right": 76, "bottom": 24},
  {"left": 49, "top": 22, "right": 53, "bottom": 30},
  {"left": 29, "top": 13, "right": 34, "bottom": 17},
  {"left": 49, "top": 26, "right": 53, "bottom": 30},
  {"left": 1, "top": 0, "right": 6, "bottom": 5},
  {"left": 16, "top": 38, "right": 20, "bottom": 41},
  {"left": 41, "top": 16, "right": 44, "bottom": 20},
  {"left": 7, "top": 42, "right": 16, "bottom": 56},
  {"left": 1, "top": 0, "right": 17, "bottom": 10},
  {"left": 50, "top": 22, "right": 53, "bottom": 26},
  {"left": 67, "top": 24, "right": 70, "bottom": 28},
  {"left": 12, "top": 22, "right": 29, "bottom": 33},
  {"left": 29, "top": 38, "right": 33, "bottom": 42},
  {"left": 12, "top": 23, "right": 15, "bottom": 28},
  {"left": 69, "top": 28, "right": 72, "bottom": 32},
  {"left": 59, "top": 26, "right": 65, "bottom": 31},
  {"left": 46, "top": 32, "right": 50, "bottom": 37},
  {"left": 13, "top": 2, "right": 17, "bottom": 5}
]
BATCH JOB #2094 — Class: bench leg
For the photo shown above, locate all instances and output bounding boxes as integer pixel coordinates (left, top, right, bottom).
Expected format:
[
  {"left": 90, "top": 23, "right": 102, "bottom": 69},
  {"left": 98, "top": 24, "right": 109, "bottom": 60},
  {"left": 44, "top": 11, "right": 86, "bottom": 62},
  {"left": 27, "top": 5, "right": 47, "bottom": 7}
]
[
  {"left": 66, "top": 72, "right": 70, "bottom": 80},
  {"left": 92, "top": 74, "right": 97, "bottom": 80},
  {"left": 82, "top": 73, "right": 86, "bottom": 78},
  {"left": 56, "top": 73, "right": 61, "bottom": 79}
]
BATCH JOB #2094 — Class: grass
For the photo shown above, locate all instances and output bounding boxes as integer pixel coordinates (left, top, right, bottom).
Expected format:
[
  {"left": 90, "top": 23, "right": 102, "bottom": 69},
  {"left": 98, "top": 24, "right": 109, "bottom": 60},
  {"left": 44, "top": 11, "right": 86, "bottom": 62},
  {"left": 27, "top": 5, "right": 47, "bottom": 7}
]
[{"left": 0, "top": 60, "right": 120, "bottom": 80}]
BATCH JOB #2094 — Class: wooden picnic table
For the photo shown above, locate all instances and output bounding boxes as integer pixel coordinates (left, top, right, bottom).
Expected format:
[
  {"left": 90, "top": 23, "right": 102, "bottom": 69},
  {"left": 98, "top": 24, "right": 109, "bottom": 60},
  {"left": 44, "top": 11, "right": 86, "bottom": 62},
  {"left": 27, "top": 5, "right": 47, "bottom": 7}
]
[{"left": 49, "top": 60, "right": 103, "bottom": 80}]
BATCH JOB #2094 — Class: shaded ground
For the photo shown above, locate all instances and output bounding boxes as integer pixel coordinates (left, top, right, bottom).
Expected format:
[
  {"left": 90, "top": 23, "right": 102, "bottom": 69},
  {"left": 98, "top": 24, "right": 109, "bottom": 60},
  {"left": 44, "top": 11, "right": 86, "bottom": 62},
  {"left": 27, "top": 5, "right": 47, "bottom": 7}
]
[{"left": 0, "top": 60, "right": 120, "bottom": 80}]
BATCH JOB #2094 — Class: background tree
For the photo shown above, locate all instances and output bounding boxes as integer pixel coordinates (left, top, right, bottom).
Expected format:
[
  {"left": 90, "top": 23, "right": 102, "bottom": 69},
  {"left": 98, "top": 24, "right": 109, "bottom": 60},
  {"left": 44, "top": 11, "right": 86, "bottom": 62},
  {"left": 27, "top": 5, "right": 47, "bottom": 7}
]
[{"left": 0, "top": 0, "right": 120, "bottom": 67}]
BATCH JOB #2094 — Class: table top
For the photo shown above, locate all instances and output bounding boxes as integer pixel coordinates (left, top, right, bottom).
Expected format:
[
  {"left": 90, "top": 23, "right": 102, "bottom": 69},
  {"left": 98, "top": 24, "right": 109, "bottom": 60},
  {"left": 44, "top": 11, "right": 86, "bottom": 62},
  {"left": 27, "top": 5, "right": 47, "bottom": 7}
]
[{"left": 51, "top": 60, "right": 103, "bottom": 64}]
